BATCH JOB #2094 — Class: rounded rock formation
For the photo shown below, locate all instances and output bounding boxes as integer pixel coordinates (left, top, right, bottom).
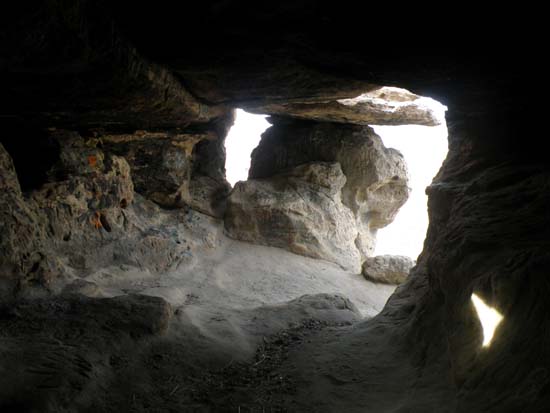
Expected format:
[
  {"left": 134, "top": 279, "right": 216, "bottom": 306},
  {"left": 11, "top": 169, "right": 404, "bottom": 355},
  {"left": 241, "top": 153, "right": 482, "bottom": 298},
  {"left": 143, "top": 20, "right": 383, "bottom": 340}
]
[{"left": 362, "top": 255, "right": 415, "bottom": 284}]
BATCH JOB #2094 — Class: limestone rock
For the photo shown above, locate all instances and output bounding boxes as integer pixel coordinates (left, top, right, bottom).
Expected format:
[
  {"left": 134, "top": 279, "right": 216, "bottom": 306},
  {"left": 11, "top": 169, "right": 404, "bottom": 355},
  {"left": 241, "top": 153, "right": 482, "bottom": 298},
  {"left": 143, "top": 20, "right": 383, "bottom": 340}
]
[
  {"left": 0, "top": 134, "right": 146, "bottom": 297},
  {"left": 185, "top": 174, "right": 230, "bottom": 218},
  {"left": 225, "top": 162, "right": 361, "bottom": 272},
  {"left": 102, "top": 131, "right": 198, "bottom": 208},
  {"left": 186, "top": 134, "right": 233, "bottom": 217},
  {"left": 362, "top": 255, "right": 415, "bottom": 284},
  {"left": 0, "top": 143, "right": 21, "bottom": 195},
  {"left": 243, "top": 87, "right": 444, "bottom": 126},
  {"left": 249, "top": 119, "right": 409, "bottom": 258},
  {"left": 102, "top": 130, "right": 230, "bottom": 215}
]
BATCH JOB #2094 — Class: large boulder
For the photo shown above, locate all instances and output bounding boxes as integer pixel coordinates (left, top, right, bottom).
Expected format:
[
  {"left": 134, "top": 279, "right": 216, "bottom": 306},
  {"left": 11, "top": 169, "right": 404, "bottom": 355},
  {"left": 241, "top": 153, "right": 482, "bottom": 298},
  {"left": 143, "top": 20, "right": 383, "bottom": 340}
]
[
  {"left": 225, "top": 162, "right": 361, "bottom": 272},
  {"left": 249, "top": 118, "right": 409, "bottom": 258},
  {"left": 362, "top": 255, "right": 415, "bottom": 284}
]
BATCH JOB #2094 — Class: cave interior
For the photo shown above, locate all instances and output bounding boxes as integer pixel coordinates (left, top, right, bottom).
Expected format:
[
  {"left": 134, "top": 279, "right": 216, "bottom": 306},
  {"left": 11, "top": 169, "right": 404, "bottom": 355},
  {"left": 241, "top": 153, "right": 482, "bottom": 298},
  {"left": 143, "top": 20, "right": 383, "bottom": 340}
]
[{"left": 0, "top": 2, "right": 547, "bottom": 412}]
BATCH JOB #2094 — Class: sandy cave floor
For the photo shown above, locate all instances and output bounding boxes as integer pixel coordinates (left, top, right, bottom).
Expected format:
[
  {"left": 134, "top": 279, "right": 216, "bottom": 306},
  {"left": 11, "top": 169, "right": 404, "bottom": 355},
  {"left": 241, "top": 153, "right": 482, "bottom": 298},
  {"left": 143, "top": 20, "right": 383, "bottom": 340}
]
[
  {"left": 2, "top": 208, "right": 406, "bottom": 412},
  {"left": 84, "top": 231, "right": 396, "bottom": 318}
]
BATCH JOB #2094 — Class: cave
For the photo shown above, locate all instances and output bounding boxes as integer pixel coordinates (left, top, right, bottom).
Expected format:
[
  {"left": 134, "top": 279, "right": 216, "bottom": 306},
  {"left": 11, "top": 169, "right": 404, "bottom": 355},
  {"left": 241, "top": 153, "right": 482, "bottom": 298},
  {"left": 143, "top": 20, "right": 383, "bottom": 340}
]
[{"left": 1, "top": 3, "right": 548, "bottom": 413}]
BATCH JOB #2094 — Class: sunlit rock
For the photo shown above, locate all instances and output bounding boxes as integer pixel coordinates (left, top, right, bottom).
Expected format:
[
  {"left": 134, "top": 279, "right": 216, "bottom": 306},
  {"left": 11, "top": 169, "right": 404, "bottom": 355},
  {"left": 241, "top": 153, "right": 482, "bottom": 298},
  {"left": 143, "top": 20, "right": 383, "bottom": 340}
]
[
  {"left": 362, "top": 255, "right": 415, "bottom": 284},
  {"left": 225, "top": 162, "right": 361, "bottom": 272},
  {"left": 249, "top": 118, "right": 409, "bottom": 258}
]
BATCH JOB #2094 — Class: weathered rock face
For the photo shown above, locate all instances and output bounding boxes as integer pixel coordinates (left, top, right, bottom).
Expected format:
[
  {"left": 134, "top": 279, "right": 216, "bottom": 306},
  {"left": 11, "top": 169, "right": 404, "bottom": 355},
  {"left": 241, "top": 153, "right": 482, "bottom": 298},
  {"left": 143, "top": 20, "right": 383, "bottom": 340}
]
[
  {"left": 101, "top": 131, "right": 202, "bottom": 208},
  {"left": 243, "top": 86, "right": 443, "bottom": 126},
  {"left": 98, "top": 129, "right": 231, "bottom": 216},
  {"left": 0, "top": 134, "right": 136, "bottom": 299},
  {"left": 0, "top": 293, "right": 172, "bottom": 411},
  {"left": 0, "top": 143, "right": 50, "bottom": 299},
  {"left": 225, "top": 162, "right": 361, "bottom": 272},
  {"left": 0, "top": 133, "right": 223, "bottom": 300},
  {"left": 362, "top": 255, "right": 414, "bottom": 284},
  {"left": 249, "top": 118, "right": 409, "bottom": 258}
]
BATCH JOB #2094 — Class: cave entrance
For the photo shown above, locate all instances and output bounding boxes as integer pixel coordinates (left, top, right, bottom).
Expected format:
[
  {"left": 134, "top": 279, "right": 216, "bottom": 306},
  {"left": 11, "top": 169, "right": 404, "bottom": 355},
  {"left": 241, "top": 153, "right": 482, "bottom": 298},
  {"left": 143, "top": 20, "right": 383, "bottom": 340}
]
[
  {"left": 224, "top": 109, "right": 270, "bottom": 186},
  {"left": 224, "top": 96, "right": 449, "bottom": 263},
  {"left": 373, "top": 116, "right": 448, "bottom": 259}
]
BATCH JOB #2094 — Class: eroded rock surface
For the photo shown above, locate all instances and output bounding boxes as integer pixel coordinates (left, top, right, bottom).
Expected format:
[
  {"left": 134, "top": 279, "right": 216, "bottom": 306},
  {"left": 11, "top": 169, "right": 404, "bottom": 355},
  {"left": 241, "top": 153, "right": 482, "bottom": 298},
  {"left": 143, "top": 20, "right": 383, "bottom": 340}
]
[
  {"left": 0, "top": 136, "right": 222, "bottom": 300},
  {"left": 243, "top": 86, "right": 443, "bottom": 126},
  {"left": 225, "top": 162, "right": 361, "bottom": 272},
  {"left": 362, "top": 255, "right": 414, "bottom": 284},
  {"left": 249, "top": 118, "right": 409, "bottom": 258},
  {"left": 99, "top": 129, "right": 231, "bottom": 216}
]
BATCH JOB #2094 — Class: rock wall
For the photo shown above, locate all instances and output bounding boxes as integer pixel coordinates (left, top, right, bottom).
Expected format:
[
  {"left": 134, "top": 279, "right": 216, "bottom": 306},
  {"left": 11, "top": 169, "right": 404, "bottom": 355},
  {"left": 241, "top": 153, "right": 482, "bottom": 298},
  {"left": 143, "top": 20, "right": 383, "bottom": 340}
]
[
  {"left": 0, "top": 132, "right": 223, "bottom": 300},
  {"left": 100, "top": 129, "right": 231, "bottom": 216}
]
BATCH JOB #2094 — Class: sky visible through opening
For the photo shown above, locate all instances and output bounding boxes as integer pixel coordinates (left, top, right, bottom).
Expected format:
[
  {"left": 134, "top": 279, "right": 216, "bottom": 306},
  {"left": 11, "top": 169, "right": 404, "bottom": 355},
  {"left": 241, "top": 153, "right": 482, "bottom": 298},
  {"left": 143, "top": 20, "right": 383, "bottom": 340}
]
[
  {"left": 372, "top": 122, "right": 448, "bottom": 258},
  {"left": 225, "top": 106, "right": 448, "bottom": 260},
  {"left": 225, "top": 110, "right": 271, "bottom": 186},
  {"left": 471, "top": 293, "right": 504, "bottom": 347}
]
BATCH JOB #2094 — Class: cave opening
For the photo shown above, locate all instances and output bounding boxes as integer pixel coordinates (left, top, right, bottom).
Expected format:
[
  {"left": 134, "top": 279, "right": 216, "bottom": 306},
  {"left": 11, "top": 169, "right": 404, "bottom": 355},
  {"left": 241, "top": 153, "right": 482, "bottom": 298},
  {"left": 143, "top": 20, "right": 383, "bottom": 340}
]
[
  {"left": 224, "top": 92, "right": 449, "bottom": 263},
  {"left": 224, "top": 109, "right": 270, "bottom": 186},
  {"left": 0, "top": 123, "right": 61, "bottom": 192},
  {"left": 373, "top": 106, "right": 448, "bottom": 259},
  {"left": 471, "top": 293, "right": 504, "bottom": 347}
]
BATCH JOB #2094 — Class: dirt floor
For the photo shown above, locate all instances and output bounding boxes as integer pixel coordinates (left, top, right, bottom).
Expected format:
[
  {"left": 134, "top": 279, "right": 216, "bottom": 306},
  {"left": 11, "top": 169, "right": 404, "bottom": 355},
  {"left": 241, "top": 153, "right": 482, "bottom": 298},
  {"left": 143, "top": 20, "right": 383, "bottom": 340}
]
[{"left": 1, "top": 210, "right": 401, "bottom": 412}]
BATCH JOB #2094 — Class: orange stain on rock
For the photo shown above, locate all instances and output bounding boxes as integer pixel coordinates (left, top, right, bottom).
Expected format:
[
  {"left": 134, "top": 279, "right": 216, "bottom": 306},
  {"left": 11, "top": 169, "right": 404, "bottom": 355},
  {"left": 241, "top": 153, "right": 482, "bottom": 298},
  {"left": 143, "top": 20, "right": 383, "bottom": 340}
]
[
  {"left": 88, "top": 155, "right": 97, "bottom": 168},
  {"left": 91, "top": 211, "right": 103, "bottom": 229}
]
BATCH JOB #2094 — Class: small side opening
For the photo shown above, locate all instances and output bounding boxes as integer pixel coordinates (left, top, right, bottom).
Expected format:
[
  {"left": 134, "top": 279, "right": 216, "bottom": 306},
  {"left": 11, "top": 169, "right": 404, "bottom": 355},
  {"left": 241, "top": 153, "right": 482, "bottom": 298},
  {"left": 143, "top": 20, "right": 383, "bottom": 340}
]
[
  {"left": 0, "top": 123, "right": 60, "bottom": 192},
  {"left": 224, "top": 109, "right": 270, "bottom": 186}
]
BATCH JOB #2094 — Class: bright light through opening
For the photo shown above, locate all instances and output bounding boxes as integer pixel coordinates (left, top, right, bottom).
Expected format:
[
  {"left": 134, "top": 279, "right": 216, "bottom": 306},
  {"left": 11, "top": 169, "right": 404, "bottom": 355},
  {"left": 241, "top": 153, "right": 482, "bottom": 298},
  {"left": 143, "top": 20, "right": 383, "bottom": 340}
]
[
  {"left": 225, "top": 98, "right": 449, "bottom": 261},
  {"left": 471, "top": 293, "right": 504, "bottom": 347},
  {"left": 225, "top": 109, "right": 270, "bottom": 186},
  {"left": 373, "top": 98, "right": 448, "bottom": 259}
]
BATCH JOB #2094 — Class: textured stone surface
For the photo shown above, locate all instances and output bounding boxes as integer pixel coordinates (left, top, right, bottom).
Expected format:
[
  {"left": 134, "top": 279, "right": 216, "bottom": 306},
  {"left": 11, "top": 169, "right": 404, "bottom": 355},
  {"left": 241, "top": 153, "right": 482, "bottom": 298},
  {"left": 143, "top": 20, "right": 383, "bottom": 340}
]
[
  {"left": 243, "top": 86, "right": 443, "bottom": 126},
  {"left": 0, "top": 143, "right": 50, "bottom": 299},
  {"left": 250, "top": 118, "right": 409, "bottom": 257},
  {"left": 225, "top": 162, "right": 361, "bottom": 272},
  {"left": 362, "top": 255, "right": 414, "bottom": 284},
  {"left": 86, "top": 130, "right": 231, "bottom": 215},
  {"left": 0, "top": 294, "right": 172, "bottom": 411},
  {"left": 0, "top": 134, "right": 223, "bottom": 299},
  {"left": 185, "top": 174, "right": 230, "bottom": 218},
  {"left": 102, "top": 131, "right": 199, "bottom": 208}
]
